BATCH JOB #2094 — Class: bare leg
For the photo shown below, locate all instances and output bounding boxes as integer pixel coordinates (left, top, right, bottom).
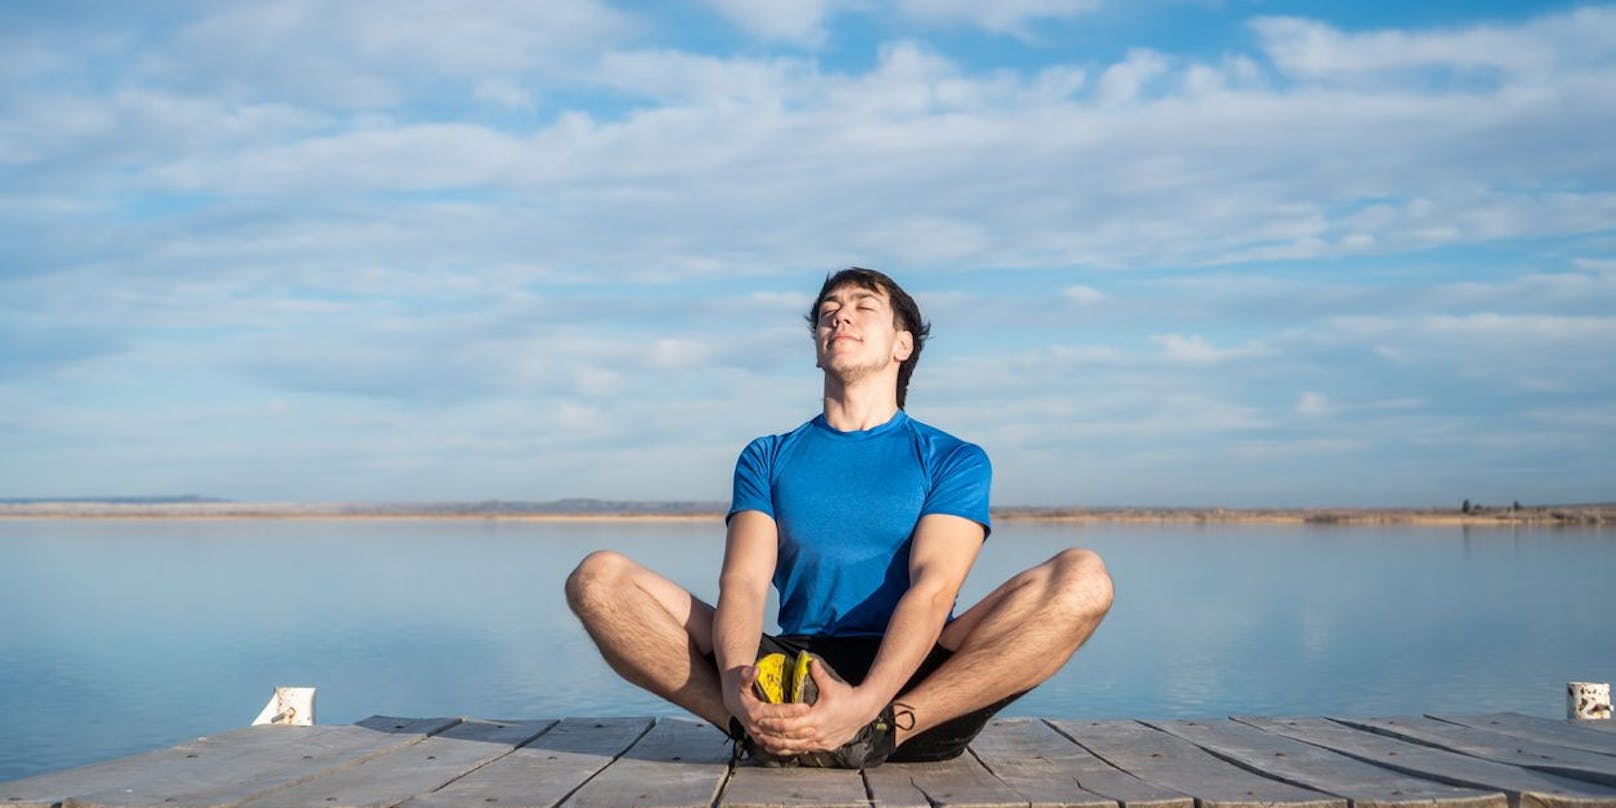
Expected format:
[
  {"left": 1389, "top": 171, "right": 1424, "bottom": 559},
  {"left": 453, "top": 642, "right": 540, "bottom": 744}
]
[
  {"left": 896, "top": 547, "right": 1114, "bottom": 743},
  {"left": 564, "top": 550, "right": 729, "bottom": 727}
]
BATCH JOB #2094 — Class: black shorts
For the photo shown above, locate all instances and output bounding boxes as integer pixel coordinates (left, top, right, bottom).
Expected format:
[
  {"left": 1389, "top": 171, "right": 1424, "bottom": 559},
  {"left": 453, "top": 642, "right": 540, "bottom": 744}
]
[{"left": 710, "top": 633, "right": 1024, "bottom": 762}]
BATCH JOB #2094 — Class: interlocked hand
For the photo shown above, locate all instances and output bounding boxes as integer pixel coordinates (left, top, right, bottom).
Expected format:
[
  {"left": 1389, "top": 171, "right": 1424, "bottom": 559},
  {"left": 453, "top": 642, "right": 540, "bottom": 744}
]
[
  {"left": 755, "top": 658, "right": 875, "bottom": 755},
  {"left": 724, "top": 664, "right": 807, "bottom": 753}
]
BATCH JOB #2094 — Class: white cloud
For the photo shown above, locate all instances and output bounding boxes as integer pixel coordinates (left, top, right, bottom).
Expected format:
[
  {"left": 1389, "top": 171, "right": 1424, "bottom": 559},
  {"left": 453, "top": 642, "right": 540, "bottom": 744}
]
[
  {"left": 646, "top": 337, "right": 720, "bottom": 371},
  {"left": 1152, "top": 334, "right": 1271, "bottom": 364},
  {"left": 132, "top": 0, "right": 636, "bottom": 109},
  {"left": 1063, "top": 284, "right": 1105, "bottom": 304},
  {"left": 594, "top": 49, "right": 803, "bottom": 104},
  {"left": 8, "top": 5, "right": 1603, "bottom": 284},
  {"left": 1096, "top": 49, "right": 1171, "bottom": 105},
  {"left": 1182, "top": 55, "right": 1266, "bottom": 97},
  {"left": 1419, "top": 313, "right": 1616, "bottom": 341},
  {"left": 1295, "top": 391, "right": 1332, "bottom": 417},
  {"left": 1573, "top": 257, "right": 1616, "bottom": 273},
  {"left": 473, "top": 78, "right": 536, "bottom": 111},
  {"left": 1314, "top": 310, "right": 1616, "bottom": 396},
  {"left": 1251, "top": 7, "right": 1616, "bottom": 81},
  {"left": 149, "top": 123, "right": 528, "bottom": 193},
  {"left": 699, "top": 0, "right": 840, "bottom": 46},
  {"left": 698, "top": 0, "right": 1101, "bottom": 45},
  {"left": 1253, "top": 16, "right": 1539, "bottom": 80},
  {"left": 4, "top": 4, "right": 1616, "bottom": 505},
  {"left": 851, "top": 215, "right": 993, "bottom": 264},
  {"left": 895, "top": 0, "right": 1100, "bottom": 37}
]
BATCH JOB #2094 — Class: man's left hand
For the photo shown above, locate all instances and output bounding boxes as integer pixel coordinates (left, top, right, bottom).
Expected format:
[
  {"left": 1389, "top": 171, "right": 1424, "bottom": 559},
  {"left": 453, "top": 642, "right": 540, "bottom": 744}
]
[{"left": 769, "top": 658, "right": 880, "bottom": 754}]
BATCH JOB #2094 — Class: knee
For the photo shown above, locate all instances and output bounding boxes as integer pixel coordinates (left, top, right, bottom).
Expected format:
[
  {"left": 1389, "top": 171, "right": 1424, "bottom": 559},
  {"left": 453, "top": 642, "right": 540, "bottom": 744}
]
[
  {"left": 1048, "top": 547, "right": 1114, "bottom": 622},
  {"left": 565, "top": 550, "right": 633, "bottom": 616}
]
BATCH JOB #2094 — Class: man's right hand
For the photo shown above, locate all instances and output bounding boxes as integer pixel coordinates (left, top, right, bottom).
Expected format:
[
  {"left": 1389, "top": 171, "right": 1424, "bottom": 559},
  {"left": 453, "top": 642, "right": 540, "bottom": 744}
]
[{"left": 724, "top": 663, "right": 809, "bottom": 753}]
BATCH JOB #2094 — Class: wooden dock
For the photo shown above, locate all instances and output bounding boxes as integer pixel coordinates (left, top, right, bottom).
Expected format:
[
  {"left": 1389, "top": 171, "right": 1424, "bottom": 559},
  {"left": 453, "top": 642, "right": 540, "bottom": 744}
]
[{"left": 5, "top": 713, "right": 1616, "bottom": 808}]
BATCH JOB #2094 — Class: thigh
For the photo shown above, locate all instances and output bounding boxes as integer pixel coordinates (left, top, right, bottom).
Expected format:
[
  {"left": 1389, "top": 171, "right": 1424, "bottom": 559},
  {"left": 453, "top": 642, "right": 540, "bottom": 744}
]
[
  {"left": 939, "top": 547, "right": 1109, "bottom": 652},
  {"left": 591, "top": 550, "right": 718, "bottom": 655},
  {"left": 937, "top": 551, "right": 1059, "bottom": 651}
]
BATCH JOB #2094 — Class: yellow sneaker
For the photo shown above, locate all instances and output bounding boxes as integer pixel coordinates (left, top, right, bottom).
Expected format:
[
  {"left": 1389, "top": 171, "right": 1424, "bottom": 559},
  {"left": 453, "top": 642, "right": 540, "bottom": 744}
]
[
  {"left": 752, "top": 652, "right": 788, "bottom": 704},
  {"left": 791, "top": 650, "right": 818, "bottom": 705}
]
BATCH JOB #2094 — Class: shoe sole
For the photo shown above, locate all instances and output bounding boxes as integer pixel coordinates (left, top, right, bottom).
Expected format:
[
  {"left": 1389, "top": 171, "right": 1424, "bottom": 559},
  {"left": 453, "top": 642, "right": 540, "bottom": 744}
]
[
  {"left": 791, "top": 650, "right": 817, "bottom": 705},
  {"left": 753, "top": 652, "right": 788, "bottom": 704}
]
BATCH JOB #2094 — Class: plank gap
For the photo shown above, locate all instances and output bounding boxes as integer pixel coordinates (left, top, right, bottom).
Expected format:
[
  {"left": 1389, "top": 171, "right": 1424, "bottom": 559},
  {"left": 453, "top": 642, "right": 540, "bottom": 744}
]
[
  {"left": 416, "top": 720, "right": 559, "bottom": 799},
  {"left": 551, "top": 718, "right": 658, "bottom": 808}
]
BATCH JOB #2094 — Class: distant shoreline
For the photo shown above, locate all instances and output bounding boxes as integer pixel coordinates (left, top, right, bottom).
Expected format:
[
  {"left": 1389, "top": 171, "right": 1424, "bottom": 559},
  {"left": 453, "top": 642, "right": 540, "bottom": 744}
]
[
  {"left": 991, "top": 506, "right": 1614, "bottom": 526},
  {"left": 1, "top": 501, "right": 1610, "bottom": 525}
]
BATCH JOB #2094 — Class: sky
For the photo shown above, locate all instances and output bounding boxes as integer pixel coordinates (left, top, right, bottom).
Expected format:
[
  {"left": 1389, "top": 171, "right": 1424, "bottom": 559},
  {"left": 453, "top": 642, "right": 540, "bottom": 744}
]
[{"left": 1, "top": 1, "right": 1613, "bottom": 508}]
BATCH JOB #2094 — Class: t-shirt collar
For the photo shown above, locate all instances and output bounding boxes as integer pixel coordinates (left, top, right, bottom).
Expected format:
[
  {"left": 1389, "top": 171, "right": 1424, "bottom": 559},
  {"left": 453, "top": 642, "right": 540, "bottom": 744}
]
[{"left": 812, "top": 409, "right": 908, "bottom": 438}]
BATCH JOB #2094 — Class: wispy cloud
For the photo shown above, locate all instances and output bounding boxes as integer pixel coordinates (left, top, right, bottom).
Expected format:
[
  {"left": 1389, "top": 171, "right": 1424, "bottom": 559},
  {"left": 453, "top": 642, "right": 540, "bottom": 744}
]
[
  {"left": 1, "top": 2, "right": 1612, "bottom": 505},
  {"left": 698, "top": 0, "right": 840, "bottom": 46},
  {"left": 895, "top": 0, "right": 1101, "bottom": 38}
]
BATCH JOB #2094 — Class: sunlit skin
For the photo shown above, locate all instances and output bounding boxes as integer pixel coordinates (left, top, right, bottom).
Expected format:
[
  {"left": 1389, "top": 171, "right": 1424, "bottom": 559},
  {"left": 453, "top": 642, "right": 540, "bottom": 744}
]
[{"left": 812, "top": 285, "right": 913, "bottom": 431}]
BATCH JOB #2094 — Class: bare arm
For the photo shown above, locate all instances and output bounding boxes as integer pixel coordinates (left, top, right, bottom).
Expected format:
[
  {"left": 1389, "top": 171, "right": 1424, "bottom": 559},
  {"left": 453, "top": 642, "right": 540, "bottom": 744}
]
[
  {"left": 778, "top": 512, "right": 984, "bottom": 753},
  {"left": 714, "top": 510, "right": 804, "bottom": 738},
  {"left": 856, "top": 513, "right": 984, "bottom": 711}
]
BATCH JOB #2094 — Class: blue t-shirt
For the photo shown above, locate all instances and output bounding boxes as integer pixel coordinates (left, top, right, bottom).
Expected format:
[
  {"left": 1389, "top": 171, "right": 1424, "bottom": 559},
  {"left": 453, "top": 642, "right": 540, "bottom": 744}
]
[{"left": 727, "top": 410, "right": 992, "bottom": 637}]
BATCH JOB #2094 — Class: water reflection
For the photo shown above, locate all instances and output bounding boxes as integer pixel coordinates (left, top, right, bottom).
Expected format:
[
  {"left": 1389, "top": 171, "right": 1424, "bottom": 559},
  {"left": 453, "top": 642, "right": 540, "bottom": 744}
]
[{"left": 1, "top": 518, "right": 1612, "bottom": 781}]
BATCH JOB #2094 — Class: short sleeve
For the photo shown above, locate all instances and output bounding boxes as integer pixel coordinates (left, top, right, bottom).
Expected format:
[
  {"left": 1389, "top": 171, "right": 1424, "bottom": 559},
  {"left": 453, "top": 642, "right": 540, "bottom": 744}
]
[
  {"left": 921, "top": 443, "right": 992, "bottom": 537},
  {"left": 726, "top": 436, "right": 776, "bottom": 522}
]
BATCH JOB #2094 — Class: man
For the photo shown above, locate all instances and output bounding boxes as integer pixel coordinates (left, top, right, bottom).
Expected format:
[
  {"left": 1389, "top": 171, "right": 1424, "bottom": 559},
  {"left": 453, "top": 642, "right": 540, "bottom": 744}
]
[{"left": 566, "top": 267, "right": 1112, "bottom": 768}]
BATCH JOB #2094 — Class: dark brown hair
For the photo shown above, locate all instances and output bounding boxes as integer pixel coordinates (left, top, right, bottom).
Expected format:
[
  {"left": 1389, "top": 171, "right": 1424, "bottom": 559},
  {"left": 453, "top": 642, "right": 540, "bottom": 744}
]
[{"left": 805, "top": 267, "right": 931, "bottom": 408}]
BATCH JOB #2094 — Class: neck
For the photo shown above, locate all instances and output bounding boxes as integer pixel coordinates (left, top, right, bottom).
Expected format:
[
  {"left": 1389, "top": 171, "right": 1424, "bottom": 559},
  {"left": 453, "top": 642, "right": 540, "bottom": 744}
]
[{"left": 822, "top": 373, "right": 901, "bottom": 432}]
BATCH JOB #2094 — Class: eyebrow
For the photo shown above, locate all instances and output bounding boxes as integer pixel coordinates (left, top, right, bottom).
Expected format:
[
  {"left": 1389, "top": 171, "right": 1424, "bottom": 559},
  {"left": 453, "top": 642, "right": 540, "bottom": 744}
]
[{"left": 820, "top": 290, "right": 884, "bottom": 307}]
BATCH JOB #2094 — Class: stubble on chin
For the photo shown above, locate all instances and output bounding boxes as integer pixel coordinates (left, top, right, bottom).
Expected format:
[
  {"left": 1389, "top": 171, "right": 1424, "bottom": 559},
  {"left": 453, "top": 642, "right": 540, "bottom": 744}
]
[{"left": 819, "top": 351, "right": 887, "bottom": 386}]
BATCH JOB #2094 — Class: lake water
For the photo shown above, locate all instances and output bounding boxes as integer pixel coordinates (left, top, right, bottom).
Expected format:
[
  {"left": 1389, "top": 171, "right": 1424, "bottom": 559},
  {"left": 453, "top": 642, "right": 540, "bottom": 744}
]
[{"left": 2, "top": 517, "right": 1613, "bottom": 781}]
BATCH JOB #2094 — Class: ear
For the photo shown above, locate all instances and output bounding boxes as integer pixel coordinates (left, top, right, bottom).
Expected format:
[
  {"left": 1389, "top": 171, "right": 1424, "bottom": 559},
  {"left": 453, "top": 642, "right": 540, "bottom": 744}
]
[{"left": 893, "top": 330, "right": 914, "bottom": 362}]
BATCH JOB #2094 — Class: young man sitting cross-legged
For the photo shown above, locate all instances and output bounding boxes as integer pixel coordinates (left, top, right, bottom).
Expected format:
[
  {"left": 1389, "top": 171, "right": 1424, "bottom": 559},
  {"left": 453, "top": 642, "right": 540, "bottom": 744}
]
[{"left": 566, "top": 267, "right": 1114, "bottom": 767}]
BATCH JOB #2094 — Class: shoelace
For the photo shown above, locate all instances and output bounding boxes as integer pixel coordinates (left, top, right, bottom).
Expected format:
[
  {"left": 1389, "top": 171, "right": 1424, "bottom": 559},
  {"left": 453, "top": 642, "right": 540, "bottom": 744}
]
[
  {"left": 725, "top": 717, "right": 748, "bottom": 765},
  {"left": 891, "top": 700, "right": 917, "bottom": 732}
]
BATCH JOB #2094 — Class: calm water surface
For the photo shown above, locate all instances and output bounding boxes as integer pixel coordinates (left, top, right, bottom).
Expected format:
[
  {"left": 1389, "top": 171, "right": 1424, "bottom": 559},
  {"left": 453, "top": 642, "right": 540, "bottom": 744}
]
[{"left": 2, "top": 517, "right": 1612, "bottom": 781}]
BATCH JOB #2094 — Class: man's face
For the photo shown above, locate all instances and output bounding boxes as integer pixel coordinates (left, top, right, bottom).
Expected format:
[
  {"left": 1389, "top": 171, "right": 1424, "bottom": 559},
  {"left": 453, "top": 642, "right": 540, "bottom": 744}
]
[{"left": 813, "top": 283, "right": 913, "bottom": 379}]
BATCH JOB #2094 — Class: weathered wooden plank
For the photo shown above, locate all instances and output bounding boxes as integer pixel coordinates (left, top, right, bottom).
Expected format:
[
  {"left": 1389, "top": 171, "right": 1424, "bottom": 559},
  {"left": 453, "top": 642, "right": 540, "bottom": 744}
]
[
  {"left": 967, "top": 720, "right": 1115, "bottom": 808},
  {"left": 1048, "top": 719, "right": 1343, "bottom": 808},
  {"left": 21, "top": 714, "right": 1613, "bottom": 808},
  {"left": 1337, "top": 716, "right": 1616, "bottom": 788},
  {"left": 862, "top": 753, "right": 1028, "bottom": 808},
  {"left": 230, "top": 719, "right": 551, "bottom": 808},
  {"left": 1149, "top": 718, "right": 1505, "bottom": 808},
  {"left": 861, "top": 762, "right": 931, "bottom": 808},
  {"left": 2, "top": 717, "right": 456, "bottom": 808},
  {"left": 719, "top": 766, "right": 868, "bottom": 808},
  {"left": 970, "top": 719, "right": 1180, "bottom": 808},
  {"left": 405, "top": 717, "right": 650, "bottom": 808},
  {"left": 1239, "top": 716, "right": 1616, "bottom": 808},
  {"left": 1432, "top": 714, "right": 1616, "bottom": 758},
  {"left": 561, "top": 717, "right": 732, "bottom": 808}
]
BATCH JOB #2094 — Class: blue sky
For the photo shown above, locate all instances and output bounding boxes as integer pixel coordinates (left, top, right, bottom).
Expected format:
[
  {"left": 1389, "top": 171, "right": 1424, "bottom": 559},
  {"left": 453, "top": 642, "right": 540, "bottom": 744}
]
[{"left": 2, "top": 1, "right": 1613, "bottom": 507}]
